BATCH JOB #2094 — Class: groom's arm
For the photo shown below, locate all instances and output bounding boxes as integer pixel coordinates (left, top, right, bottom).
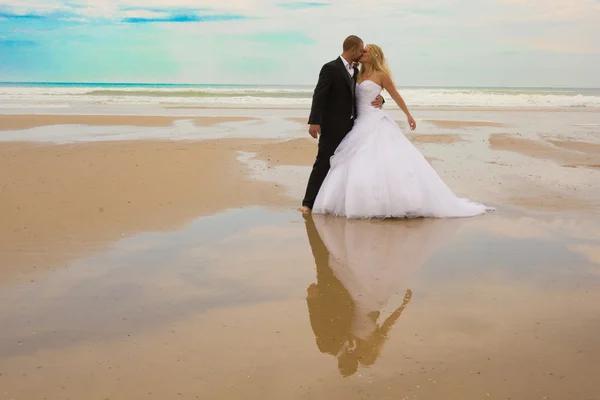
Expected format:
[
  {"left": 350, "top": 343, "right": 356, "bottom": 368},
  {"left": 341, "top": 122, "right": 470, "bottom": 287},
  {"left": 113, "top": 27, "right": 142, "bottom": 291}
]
[
  {"left": 372, "top": 95, "right": 385, "bottom": 108},
  {"left": 308, "top": 63, "right": 333, "bottom": 125}
]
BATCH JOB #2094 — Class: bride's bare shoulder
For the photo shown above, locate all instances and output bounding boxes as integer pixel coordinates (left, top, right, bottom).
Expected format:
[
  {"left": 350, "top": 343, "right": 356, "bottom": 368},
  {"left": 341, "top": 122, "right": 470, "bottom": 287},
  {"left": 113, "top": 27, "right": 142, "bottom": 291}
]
[{"left": 374, "top": 71, "right": 390, "bottom": 86}]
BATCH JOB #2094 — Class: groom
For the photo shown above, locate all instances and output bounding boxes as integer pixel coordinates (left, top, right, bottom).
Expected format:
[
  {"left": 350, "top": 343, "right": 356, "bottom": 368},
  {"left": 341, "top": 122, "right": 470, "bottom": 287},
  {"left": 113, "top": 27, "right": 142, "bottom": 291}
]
[{"left": 299, "top": 35, "right": 384, "bottom": 213}]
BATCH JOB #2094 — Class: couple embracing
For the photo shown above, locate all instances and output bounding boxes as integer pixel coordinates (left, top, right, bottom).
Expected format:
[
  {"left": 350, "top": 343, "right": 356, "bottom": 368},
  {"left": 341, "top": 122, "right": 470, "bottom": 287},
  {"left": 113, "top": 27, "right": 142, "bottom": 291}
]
[{"left": 299, "top": 35, "right": 493, "bottom": 219}]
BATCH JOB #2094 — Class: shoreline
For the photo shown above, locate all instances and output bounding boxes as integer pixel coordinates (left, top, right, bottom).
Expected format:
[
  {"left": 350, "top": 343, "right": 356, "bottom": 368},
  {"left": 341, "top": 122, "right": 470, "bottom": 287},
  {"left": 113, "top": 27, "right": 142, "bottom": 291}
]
[
  {"left": 2, "top": 112, "right": 599, "bottom": 137},
  {"left": 4, "top": 107, "right": 599, "bottom": 113}
]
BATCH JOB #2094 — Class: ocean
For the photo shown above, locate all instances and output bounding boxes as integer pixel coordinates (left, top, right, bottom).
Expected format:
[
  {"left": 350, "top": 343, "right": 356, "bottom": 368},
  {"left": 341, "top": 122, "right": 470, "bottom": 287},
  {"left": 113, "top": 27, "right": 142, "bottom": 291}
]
[{"left": 1, "top": 82, "right": 600, "bottom": 110}]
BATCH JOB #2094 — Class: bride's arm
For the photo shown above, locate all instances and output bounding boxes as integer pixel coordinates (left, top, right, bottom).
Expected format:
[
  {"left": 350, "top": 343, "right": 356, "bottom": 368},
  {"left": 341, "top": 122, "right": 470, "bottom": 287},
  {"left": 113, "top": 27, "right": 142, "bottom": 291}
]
[
  {"left": 380, "top": 73, "right": 416, "bottom": 130},
  {"left": 380, "top": 73, "right": 411, "bottom": 117}
]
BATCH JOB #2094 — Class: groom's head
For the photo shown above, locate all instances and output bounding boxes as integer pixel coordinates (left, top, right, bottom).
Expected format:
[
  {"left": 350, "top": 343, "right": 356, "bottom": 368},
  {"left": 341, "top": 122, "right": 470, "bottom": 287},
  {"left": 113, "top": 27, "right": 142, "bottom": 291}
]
[{"left": 342, "top": 35, "right": 365, "bottom": 62}]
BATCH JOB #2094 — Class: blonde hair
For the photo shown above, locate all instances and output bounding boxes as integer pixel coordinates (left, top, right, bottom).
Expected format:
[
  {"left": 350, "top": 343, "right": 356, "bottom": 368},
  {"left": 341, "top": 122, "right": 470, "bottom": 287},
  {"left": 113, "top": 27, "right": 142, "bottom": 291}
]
[{"left": 359, "top": 44, "right": 393, "bottom": 84}]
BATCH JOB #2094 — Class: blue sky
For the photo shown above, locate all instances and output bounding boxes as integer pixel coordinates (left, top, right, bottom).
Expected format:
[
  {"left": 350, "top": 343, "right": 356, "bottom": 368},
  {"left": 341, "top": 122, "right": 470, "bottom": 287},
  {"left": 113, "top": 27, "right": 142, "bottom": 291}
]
[{"left": 0, "top": 0, "right": 599, "bottom": 87}]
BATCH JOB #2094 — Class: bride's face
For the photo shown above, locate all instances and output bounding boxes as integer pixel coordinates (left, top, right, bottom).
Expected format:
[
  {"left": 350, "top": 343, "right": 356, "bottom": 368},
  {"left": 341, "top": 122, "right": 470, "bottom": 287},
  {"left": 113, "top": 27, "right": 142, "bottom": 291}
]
[{"left": 359, "top": 48, "right": 371, "bottom": 64}]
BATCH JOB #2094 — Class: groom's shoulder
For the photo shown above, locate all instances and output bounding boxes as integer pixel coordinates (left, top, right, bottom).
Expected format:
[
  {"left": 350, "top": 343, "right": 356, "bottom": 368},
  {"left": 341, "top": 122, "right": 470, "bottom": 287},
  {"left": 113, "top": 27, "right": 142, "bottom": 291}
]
[
  {"left": 324, "top": 58, "right": 340, "bottom": 67},
  {"left": 318, "top": 58, "right": 339, "bottom": 72}
]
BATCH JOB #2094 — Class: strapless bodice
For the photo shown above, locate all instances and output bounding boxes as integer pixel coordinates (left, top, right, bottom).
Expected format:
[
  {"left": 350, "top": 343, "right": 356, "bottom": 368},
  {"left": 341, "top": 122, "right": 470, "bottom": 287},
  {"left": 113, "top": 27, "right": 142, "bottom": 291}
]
[{"left": 356, "top": 80, "right": 383, "bottom": 118}]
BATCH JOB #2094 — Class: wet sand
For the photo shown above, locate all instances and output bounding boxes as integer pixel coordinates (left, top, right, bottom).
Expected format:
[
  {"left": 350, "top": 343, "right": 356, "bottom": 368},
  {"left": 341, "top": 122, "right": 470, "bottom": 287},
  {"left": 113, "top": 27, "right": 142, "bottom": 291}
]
[
  {"left": 1, "top": 113, "right": 600, "bottom": 399},
  {"left": 490, "top": 134, "right": 600, "bottom": 169},
  {"left": 243, "top": 137, "right": 446, "bottom": 168},
  {"left": 243, "top": 137, "right": 318, "bottom": 167},
  {"left": 0, "top": 139, "right": 292, "bottom": 284},
  {"left": 1, "top": 210, "right": 599, "bottom": 400},
  {"left": 425, "top": 119, "right": 506, "bottom": 129},
  {"left": 165, "top": 105, "right": 600, "bottom": 113},
  {"left": 0, "top": 114, "right": 258, "bottom": 130},
  {"left": 285, "top": 117, "right": 308, "bottom": 125},
  {"left": 407, "top": 133, "right": 466, "bottom": 144}
]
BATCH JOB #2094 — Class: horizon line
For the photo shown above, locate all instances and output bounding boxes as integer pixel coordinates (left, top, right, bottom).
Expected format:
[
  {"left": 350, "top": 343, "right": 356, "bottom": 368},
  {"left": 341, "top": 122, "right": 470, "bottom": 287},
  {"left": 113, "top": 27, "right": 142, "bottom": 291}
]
[{"left": 1, "top": 81, "right": 599, "bottom": 90}]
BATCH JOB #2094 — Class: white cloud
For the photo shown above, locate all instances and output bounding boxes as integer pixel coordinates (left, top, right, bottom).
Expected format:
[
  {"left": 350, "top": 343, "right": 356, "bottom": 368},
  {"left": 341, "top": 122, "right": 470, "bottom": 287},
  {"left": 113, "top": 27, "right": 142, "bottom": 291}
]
[
  {"left": 0, "top": 0, "right": 272, "bottom": 19},
  {"left": 498, "top": 0, "right": 600, "bottom": 22},
  {"left": 1, "top": 0, "right": 599, "bottom": 85}
]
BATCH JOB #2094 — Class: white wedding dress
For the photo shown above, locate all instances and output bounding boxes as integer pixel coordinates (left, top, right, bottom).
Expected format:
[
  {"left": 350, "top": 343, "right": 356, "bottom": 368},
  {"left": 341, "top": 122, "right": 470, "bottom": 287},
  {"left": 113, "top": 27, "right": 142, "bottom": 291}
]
[
  {"left": 312, "top": 80, "right": 494, "bottom": 219},
  {"left": 312, "top": 215, "right": 464, "bottom": 340}
]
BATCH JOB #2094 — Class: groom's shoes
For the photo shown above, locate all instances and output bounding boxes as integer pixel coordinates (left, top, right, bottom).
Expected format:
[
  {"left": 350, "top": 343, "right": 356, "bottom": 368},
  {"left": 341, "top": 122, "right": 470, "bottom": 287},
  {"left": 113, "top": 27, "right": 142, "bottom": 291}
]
[{"left": 298, "top": 206, "right": 312, "bottom": 213}]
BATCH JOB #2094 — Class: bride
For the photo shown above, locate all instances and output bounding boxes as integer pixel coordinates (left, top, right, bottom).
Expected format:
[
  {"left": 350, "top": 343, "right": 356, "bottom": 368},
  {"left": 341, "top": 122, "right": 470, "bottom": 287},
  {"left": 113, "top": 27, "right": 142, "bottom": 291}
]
[{"left": 312, "top": 44, "right": 494, "bottom": 219}]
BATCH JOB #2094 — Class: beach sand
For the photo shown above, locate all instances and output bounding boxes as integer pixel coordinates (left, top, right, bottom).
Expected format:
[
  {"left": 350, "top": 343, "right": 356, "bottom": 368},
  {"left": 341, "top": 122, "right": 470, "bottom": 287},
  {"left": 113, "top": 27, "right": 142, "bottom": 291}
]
[
  {"left": 424, "top": 119, "right": 507, "bottom": 129},
  {"left": 490, "top": 133, "right": 600, "bottom": 169},
  {"left": 1, "top": 113, "right": 599, "bottom": 399},
  {"left": 0, "top": 138, "right": 297, "bottom": 285},
  {"left": 0, "top": 114, "right": 258, "bottom": 130}
]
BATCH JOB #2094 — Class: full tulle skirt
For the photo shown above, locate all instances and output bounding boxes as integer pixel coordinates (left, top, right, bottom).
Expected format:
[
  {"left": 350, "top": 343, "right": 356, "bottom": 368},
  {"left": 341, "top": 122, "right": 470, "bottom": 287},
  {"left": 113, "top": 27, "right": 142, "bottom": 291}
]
[{"left": 312, "top": 112, "right": 494, "bottom": 219}]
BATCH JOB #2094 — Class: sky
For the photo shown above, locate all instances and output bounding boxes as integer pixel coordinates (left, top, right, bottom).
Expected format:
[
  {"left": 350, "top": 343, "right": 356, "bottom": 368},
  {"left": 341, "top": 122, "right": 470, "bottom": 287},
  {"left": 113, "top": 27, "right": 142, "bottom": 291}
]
[{"left": 0, "top": 0, "right": 599, "bottom": 87}]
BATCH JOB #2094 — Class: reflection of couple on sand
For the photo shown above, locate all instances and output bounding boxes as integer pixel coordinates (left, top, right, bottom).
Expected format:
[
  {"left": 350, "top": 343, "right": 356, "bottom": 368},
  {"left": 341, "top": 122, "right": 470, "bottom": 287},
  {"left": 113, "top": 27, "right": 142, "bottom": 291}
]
[
  {"left": 299, "top": 35, "right": 493, "bottom": 219},
  {"left": 303, "top": 213, "right": 463, "bottom": 376}
]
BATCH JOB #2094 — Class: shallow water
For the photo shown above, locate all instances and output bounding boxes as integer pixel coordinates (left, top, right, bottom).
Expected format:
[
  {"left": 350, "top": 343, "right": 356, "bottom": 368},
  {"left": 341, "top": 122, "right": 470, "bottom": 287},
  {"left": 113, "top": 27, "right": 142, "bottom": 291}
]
[
  {"left": 1, "top": 206, "right": 599, "bottom": 399},
  {"left": 1, "top": 108, "right": 600, "bottom": 144}
]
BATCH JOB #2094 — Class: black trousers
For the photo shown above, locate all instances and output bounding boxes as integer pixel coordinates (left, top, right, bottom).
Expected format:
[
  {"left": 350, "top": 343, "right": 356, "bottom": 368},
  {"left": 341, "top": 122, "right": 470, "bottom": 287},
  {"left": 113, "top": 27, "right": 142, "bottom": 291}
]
[{"left": 302, "top": 121, "right": 354, "bottom": 208}]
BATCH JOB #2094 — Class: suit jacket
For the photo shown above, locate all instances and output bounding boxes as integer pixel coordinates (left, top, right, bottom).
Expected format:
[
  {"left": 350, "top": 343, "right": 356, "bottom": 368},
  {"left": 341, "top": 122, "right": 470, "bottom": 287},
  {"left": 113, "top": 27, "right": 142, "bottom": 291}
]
[{"left": 307, "top": 57, "right": 358, "bottom": 140}]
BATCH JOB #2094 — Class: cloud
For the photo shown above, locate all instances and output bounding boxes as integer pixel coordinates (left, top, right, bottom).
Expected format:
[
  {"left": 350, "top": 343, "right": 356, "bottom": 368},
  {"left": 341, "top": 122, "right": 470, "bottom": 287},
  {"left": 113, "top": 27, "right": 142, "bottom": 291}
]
[
  {"left": 0, "top": 8, "right": 84, "bottom": 22},
  {"left": 247, "top": 31, "right": 315, "bottom": 45},
  {"left": 0, "top": 11, "right": 46, "bottom": 19},
  {"left": 498, "top": 0, "right": 600, "bottom": 23},
  {"left": 122, "top": 13, "right": 249, "bottom": 23},
  {"left": 0, "top": 1, "right": 268, "bottom": 21},
  {"left": 276, "top": 2, "right": 331, "bottom": 10},
  {"left": 119, "top": 6, "right": 212, "bottom": 13},
  {"left": 0, "top": 0, "right": 599, "bottom": 86}
]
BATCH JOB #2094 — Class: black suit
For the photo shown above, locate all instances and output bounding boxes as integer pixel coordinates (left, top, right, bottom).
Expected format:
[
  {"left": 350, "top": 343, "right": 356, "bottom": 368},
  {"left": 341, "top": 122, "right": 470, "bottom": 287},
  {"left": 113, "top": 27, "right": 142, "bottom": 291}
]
[{"left": 302, "top": 57, "right": 359, "bottom": 209}]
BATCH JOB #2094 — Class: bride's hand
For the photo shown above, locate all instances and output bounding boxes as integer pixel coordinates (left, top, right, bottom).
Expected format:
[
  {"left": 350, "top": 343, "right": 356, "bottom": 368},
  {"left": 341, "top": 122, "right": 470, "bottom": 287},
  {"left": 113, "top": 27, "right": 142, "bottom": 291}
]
[{"left": 407, "top": 115, "right": 416, "bottom": 130}]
